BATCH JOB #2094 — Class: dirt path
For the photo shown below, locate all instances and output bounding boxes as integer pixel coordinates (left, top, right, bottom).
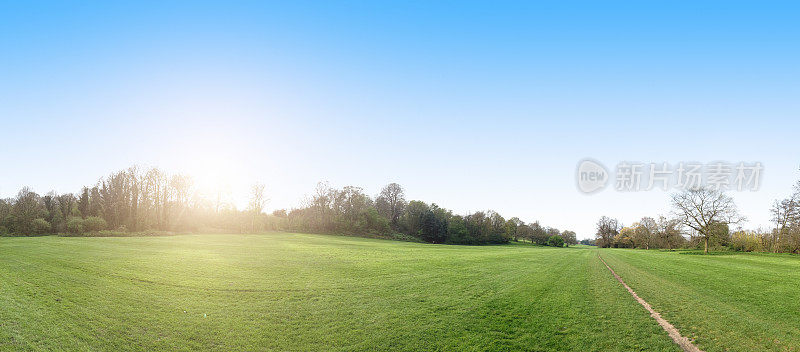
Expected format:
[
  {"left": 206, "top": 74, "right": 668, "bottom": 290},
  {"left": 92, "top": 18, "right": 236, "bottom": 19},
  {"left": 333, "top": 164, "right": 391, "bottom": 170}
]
[{"left": 598, "top": 254, "right": 703, "bottom": 352}]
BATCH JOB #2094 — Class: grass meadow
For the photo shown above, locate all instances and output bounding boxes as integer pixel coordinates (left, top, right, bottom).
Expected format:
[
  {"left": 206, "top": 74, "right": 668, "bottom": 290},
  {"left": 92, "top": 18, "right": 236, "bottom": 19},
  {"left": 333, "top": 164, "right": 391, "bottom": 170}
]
[
  {"left": 601, "top": 249, "right": 800, "bottom": 351},
  {"left": 2, "top": 233, "right": 800, "bottom": 351}
]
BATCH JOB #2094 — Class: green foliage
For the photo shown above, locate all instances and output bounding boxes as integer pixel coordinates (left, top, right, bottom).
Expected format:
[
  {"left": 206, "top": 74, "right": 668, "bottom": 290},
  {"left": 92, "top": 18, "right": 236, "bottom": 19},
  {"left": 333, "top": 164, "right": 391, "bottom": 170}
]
[
  {"left": 411, "top": 203, "right": 448, "bottom": 243},
  {"left": 83, "top": 216, "right": 108, "bottom": 232},
  {"left": 530, "top": 222, "right": 549, "bottom": 245},
  {"left": 0, "top": 167, "right": 549, "bottom": 244},
  {"left": 78, "top": 187, "right": 90, "bottom": 218},
  {"left": 11, "top": 188, "right": 46, "bottom": 235},
  {"left": 66, "top": 216, "right": 85, "bottom": 234},
  {"left": 546, "top": 235, "right": 564, "bottom": 247},
  {"left": 562, "top": 230, "right": 578, "bottom": 246},
  {"left": 31, "top": 218, "right": 51, "bottom": 235},
  {"left": 446, "top": 215, "right": 469, "bottom": 243},
  {"left": 401, "top": 200, "right": 429, "bottom": 236},
  {"left": 708, "top": 221, "right": 730, "bottom": 246},
  {"left": 356, "top": 207, "right": 390, "bottom": 235},
  {"left": 62, "top": 215, "right": 108, "bottom": 235},
  {"left": 288, "top": 184, "right": 521, "bottom": 245}
]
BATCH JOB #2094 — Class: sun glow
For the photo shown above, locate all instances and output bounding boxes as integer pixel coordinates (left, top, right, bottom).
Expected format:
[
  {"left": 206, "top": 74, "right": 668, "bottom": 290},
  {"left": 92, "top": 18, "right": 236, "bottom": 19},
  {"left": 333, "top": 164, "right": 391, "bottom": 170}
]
[{"left": 162, "top": 132, "right": 254, "bottom": 211}]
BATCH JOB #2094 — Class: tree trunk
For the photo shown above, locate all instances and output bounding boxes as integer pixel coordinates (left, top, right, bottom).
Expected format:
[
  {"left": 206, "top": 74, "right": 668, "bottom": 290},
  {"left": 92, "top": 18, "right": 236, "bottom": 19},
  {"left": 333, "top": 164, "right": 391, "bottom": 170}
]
[{"left": 704, "top": 237, "right": 709, "bottom": 254}]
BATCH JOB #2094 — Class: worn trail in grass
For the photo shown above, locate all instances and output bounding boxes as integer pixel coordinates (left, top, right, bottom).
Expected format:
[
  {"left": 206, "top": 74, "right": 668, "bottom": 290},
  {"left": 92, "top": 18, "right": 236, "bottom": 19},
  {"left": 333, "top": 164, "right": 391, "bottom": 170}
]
[
  {"left": 601, "top": 249, "right": 800, "bottom": 352},
  {"left": 0, "top": 233, "right": 678, "bottom": 351}
]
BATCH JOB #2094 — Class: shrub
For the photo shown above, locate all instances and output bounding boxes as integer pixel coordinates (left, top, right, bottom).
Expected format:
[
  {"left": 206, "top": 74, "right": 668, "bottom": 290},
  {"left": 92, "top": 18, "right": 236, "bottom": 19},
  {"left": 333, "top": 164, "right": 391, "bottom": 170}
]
[
  {"left": 546, "top": 235, "right": 564, "bottom": 247},
  {"left": 31, "top": 218, "right": 51, "bottom": 235},
  {"left": 84, "top": 216, "right": 107, "bottom": 232},
  {"left": 66, "top": 217, "right": 85, "bottom": 234}
]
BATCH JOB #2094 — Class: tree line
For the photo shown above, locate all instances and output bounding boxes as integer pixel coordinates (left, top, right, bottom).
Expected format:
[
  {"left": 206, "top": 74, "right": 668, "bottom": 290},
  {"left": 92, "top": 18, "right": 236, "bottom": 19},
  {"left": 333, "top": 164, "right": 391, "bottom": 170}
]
[
  {"left": 283, "top": 181, "right": 576, "bottom": 245},
  {"left": 0, "top": 166, "right": 279, "bottom": 236},
  {"left": 0, "top": 166, "right": 578, "bottom": 246},
  {"left": 594, "top": 176, "right": 800, "bottom": 254}
]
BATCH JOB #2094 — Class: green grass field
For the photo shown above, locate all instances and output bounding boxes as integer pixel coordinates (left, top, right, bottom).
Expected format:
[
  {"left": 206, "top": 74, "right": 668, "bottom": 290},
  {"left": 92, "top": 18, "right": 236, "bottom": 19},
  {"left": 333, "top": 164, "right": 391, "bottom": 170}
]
[{"left": 1, "top": 233, "right": 799, "bottom": 351}]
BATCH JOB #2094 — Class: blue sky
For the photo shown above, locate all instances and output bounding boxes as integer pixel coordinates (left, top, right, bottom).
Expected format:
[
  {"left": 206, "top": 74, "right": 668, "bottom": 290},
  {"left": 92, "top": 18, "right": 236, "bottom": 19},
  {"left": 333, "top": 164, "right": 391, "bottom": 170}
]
[{"left": 2, "top": 1, "right": 799, "bottom": 238}]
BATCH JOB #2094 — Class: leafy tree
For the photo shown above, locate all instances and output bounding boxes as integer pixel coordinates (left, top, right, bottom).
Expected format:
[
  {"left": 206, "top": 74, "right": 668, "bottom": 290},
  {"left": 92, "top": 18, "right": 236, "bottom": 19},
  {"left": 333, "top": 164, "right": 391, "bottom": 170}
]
[
  {"left": 517, "top": 224, "right": 533, "bottom": 243},
  {"left": 84, "top": 216, "right": 108, "bottom": 232},
  {"left": 402, "top": 200, "right": 430, "bottom": 237},
  {"left": 43, "top": 192, "right": 59, "bottom": 231},
  {"left": 334, "top": 186, "right": 372, "bottom": 233},
  {"left": 376, "top": 183, "right": 406, "bottom": 228},
  {"left": 487, "top": 211, "right": 509, "bottom": 243},
  {"left": 12, "top": 188, "right": 45, "bottom": 235},
  {"left": 0, "top": 199, "right": 11, "bottom": 234},
  {"left": 615, "top": 227, "right": 634, "bottom": 248},
  {"left": 529, "top": 221, "right": 549, "bottom": 245},
  {"left": 506, "top": 217, "right": 523, "bottom": 241},
  {"left": 546, "top": 235, "right": 564, "bottom": 247},
  {"left": 418, "top": 204, "right": 448, "bottom": 243},
  {"left": 447, "top": 215, "right": 469, "bottom": 243},
  {"left": 561, "top": 230, "right": 577, "bottom": 246},
  {"left": 707, "top": 221, "right": 731, "bottom": 248},
  {"left": 67, "top": 217, "right": 85, "bottom": 234},
  {"left": 31, "top": 218, "right": 51, "bottom": 235},
  {"left": 57, "top": 194, "right": 76, "bottom": 225},
  {"left": 89, "top": 186, "right": 103, "bottom": 218},
  {"left": 78, "top": 187, "right": 90, "bottom": 219},
  {"left": 0, "top": 166, "right": 551, "bottom": 245}
]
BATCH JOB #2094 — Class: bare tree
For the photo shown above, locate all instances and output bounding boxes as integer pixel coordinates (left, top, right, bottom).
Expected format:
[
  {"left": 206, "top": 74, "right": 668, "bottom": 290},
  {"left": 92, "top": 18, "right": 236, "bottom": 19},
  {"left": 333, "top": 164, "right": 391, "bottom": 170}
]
[
  {"left": 595, "top": 216, "right": 620, "bottom": 248},
  {"left": 671, "top": 187, "right": 744, "bottom": 253},
  {"left": 247, "top": 183, "right": 268, "bottom": 233},
  {"left": 247, "top": 183, "right": 267, "bottom": 215},
  {"left": 655, "top": 215, "right": 683, "bottom": 250},
  {"left": 634, "top": 217, "right": 657, "bottom": 249},
  {"left": 170, "top": 175, "right": 193, "bottom": 210},
  {"left": 770, "top": 196, "right": 797, "bottom": 253}
]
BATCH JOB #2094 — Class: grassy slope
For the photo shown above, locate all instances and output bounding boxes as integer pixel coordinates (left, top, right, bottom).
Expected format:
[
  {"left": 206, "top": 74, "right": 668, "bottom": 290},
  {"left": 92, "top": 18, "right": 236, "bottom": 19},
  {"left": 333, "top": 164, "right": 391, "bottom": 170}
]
[
  {"left": 0, "top": 233, "right": 678, "bottom": 351},
  {"left": 601, "top": 249, "right": 800, "bottom": 352}
]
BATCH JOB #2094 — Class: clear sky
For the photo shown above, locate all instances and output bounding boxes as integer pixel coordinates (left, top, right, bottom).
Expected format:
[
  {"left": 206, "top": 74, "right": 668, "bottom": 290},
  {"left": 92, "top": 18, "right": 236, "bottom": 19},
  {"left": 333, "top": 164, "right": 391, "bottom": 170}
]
[{"left": 2, "top": 1, "right": 799, "bottom": 239}]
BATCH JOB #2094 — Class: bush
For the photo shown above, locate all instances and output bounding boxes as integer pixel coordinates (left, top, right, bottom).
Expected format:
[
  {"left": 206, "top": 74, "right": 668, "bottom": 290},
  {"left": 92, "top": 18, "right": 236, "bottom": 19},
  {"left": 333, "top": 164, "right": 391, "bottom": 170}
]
[
  {"left": 66, "top": 217, "right": 85, "bottom": 234},
  {"left": 546, "top": 235, "right": 564, "bottom": 247},
  {"left": 31, "top": 218, "right": 51, "bottom": 235},
  {"left": 84, "top": 216, "right": 107, "bottom": 232}
]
